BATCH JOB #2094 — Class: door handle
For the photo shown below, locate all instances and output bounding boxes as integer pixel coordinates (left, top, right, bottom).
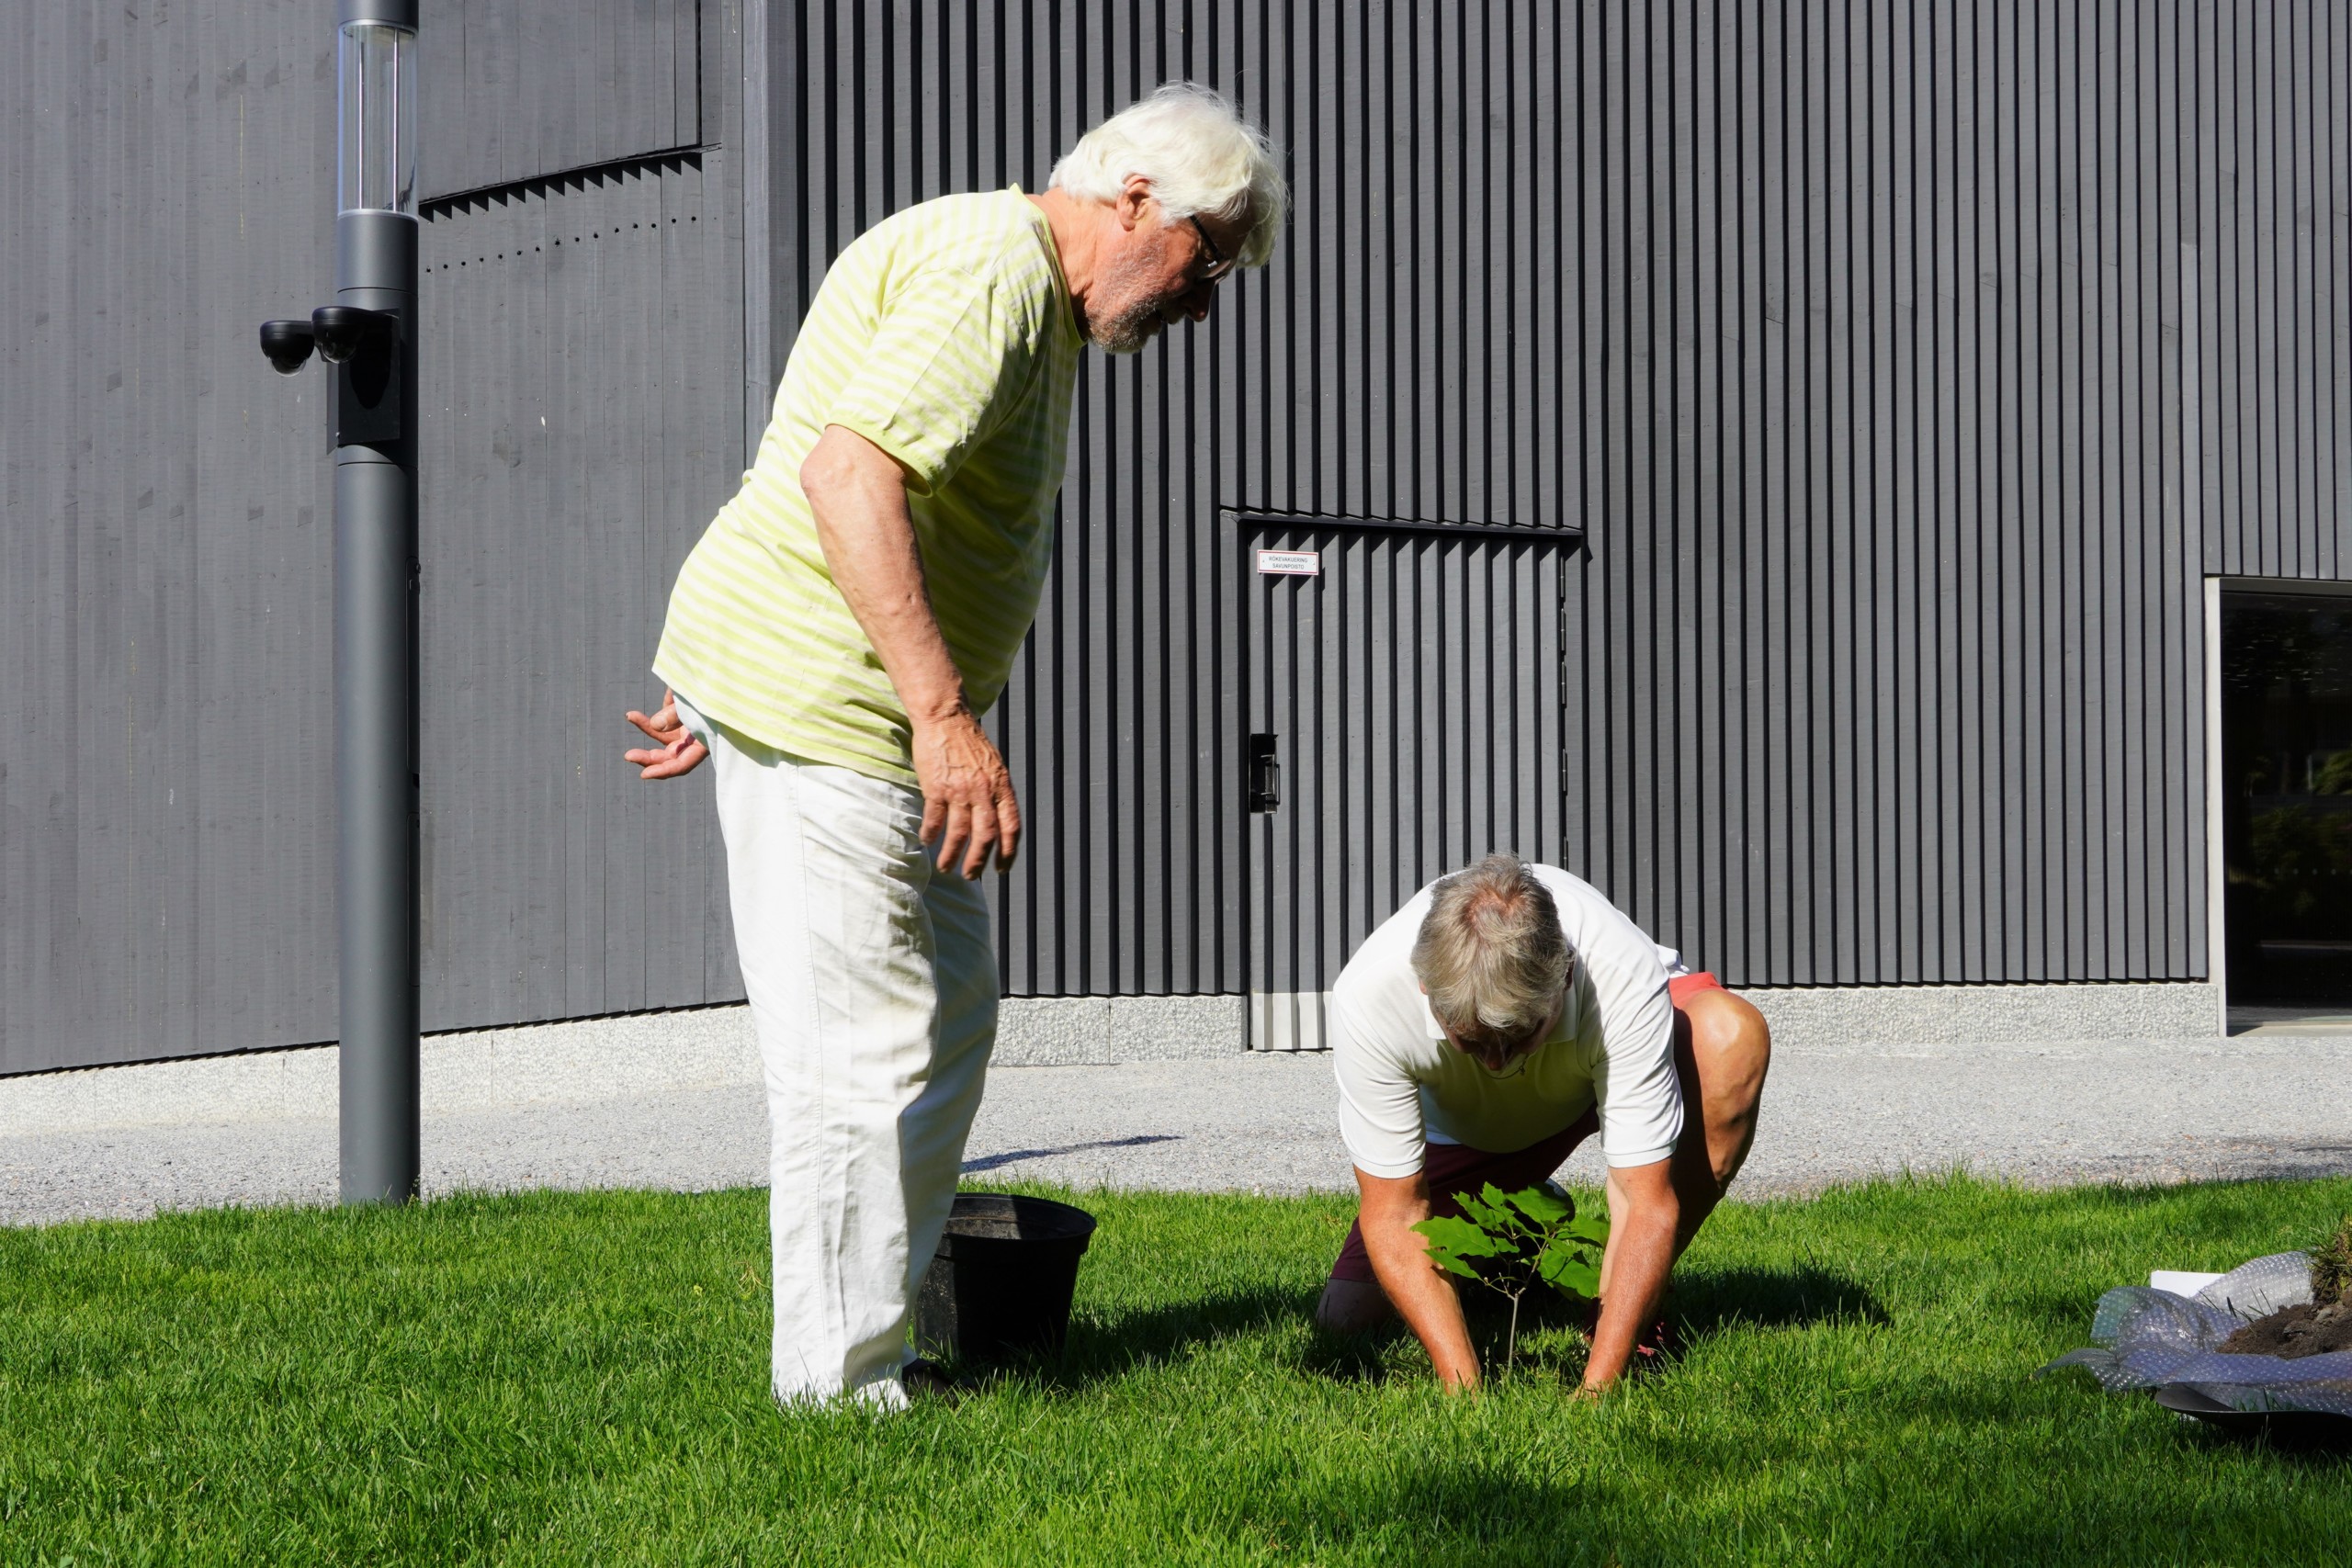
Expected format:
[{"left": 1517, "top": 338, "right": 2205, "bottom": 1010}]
[{"left": 1248, "top": 733, "right": 1281, "bottom": 813}]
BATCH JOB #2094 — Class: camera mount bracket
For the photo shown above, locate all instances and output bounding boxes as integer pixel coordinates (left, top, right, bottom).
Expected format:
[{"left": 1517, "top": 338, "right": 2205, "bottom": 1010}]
[{"left": 321, "top": 307, "right": 404, "bottom": 447}]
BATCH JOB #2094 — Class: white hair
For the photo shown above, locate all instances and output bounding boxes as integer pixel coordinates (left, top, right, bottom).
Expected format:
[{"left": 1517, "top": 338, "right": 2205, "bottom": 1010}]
[
  {"left": 1048, "top": 83, "right": 1288, "bottom": 268},
  {"left": 1412, "top": 855, "right": 1577, "bottom": 1043}
]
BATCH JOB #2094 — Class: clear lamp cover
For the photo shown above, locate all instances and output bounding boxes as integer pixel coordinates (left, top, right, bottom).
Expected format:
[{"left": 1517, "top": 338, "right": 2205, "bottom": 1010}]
[{"left": 337, "top": 23, "right": 416, "bottom": 216}]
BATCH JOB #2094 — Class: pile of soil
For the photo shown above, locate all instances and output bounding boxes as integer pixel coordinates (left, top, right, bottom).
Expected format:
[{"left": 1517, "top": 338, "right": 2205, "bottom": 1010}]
[{"left": 2221, "top": 1300, "right": 2352, "bottom": 1359}]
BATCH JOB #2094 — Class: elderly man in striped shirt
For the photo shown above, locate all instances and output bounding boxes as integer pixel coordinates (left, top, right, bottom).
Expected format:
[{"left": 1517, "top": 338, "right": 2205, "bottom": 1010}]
[{"left": 623, "top": 85, "right": 1286, "bottom": 1409}]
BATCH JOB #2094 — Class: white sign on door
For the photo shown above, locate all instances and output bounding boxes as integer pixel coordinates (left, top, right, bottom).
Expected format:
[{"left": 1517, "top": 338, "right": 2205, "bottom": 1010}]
[{"left": 1256, "top": 548, "right": 1321, "bottom": 577}]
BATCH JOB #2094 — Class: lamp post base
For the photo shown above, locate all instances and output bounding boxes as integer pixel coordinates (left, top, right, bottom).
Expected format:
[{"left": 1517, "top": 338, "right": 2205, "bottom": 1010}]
[{"left": 334, "top": 207, "right": 420, "bottom": 1208}]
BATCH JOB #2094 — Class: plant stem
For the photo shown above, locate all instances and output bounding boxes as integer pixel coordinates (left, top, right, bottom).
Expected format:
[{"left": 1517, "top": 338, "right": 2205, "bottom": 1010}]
[{"left": 1507, "top": 1292, "right": 1521, "bottom": 1374}]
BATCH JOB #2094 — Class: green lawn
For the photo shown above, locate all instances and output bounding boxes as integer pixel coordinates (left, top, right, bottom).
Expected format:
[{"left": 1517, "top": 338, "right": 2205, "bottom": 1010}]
[{"left": 4, "top": 1175, "right": 2348, "bottom": 1566}]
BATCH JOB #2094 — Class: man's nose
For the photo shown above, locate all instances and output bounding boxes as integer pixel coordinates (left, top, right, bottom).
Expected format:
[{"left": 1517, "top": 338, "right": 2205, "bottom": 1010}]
[{"left": 1180, "top": 279, "right": 1216, "bottom": 321}]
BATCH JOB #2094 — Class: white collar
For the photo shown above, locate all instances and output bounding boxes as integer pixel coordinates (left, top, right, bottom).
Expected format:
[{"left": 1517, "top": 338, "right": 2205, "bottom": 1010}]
[{"left": 1419, "top": 993, "right": 1449, "bottom": 1040}]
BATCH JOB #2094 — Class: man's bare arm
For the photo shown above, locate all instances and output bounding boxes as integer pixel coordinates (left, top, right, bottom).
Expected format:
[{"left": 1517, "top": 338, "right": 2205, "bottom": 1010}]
[
  {"left": 800, "top": 423, "right": 1020, "bottom": 877},
  {"left": 1584, "top": 1156, "right": 1679, "bottom": 1391},
  {"left": 1355, "top": 1168, "right": 1484, "bottom": 1391}
]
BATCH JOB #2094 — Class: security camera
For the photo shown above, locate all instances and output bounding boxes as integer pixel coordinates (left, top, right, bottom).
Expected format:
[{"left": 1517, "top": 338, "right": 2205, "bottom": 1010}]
[
  {"left": 259, "top": 319, "right": 316, "bottom": 375},
  {"left": 311, "top": 305, "right": 393, "bottom": 364}
]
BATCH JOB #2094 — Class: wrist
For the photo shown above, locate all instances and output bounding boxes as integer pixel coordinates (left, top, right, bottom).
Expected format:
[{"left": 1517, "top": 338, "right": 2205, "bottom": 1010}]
[{"left": 907, "top": 694, "right": 973, "bottom": 728}]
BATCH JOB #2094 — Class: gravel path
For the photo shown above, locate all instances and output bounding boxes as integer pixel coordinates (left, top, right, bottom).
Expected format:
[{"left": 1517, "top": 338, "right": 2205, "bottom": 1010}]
[{"left": 5, "top": 1009, "right": 2348, "bottom": 1227}]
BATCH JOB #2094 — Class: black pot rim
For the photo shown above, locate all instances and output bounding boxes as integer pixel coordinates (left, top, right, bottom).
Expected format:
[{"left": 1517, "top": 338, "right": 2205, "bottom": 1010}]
[{"left": 936, "top": 1191, "right": 1098, "bottom": 1256}]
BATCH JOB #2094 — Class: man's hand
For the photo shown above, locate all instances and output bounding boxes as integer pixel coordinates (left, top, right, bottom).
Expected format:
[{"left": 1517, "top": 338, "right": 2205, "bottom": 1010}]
[
  {"left": 912, "top": 705, "right": 1022, "bottom": 877},
  {"left": 624, "top": 688, "right": 709, "bottom": 779},
  {"left": 1582, "top": 1156, "right": 1679, "bottom": 1392}
]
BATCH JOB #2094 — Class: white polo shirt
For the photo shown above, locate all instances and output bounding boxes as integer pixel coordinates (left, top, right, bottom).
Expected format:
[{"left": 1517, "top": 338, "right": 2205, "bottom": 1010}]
[{"left": 1330, "top": 864, "right": 1686, "bottom": 1179}]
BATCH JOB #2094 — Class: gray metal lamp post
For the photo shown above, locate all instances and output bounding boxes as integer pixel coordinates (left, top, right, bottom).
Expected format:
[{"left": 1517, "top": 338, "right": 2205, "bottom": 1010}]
[{"left": 258, "top": 1, "right": 421, "bottom": 1206}]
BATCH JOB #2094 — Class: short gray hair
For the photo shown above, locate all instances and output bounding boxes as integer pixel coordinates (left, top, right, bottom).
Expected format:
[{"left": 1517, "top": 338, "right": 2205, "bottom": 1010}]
[
  {"left": 1047, "top": 83, "right": 1289, "bottom": 268},
  {"left": 1411, "top": 855, "right": 1575, "bottom": 1043}
]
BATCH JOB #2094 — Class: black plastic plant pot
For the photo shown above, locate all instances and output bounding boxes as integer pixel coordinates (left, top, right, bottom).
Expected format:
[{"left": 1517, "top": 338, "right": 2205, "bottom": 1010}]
[{"left": 915, "top": 1192, "right": 1097, "bottom": 1364}]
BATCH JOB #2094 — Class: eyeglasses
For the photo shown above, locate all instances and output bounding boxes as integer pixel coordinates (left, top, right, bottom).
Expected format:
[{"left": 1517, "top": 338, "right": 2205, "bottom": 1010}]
[{"left": 1188, "top": 215, "right": 1238, "bottom": 283}]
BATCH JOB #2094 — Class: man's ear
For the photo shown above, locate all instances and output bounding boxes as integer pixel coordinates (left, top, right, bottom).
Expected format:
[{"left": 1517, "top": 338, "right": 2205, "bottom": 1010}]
[{"left": 1114, "top": 174, "right": 1155, "bottom": 231}]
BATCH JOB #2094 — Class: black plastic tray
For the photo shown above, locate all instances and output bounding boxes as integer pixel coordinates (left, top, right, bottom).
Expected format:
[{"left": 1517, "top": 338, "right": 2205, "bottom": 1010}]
[{"left": 2154, "top": 1382, "right": 2352, "bottom": 1450}]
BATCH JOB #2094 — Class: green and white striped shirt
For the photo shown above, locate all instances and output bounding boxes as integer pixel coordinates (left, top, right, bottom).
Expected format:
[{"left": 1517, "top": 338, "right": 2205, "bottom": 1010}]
[{"left": 655, "top": 187, "right": 1082, "bottom": 786}]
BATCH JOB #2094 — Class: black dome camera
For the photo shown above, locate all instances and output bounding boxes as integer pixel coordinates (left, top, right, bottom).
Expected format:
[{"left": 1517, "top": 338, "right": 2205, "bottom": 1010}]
[
  {"left": 311, "top": 305, "right": 393, "bottom": 364},
  {"left": 260, "top": 303, "right": 404, "bottom": 444},
  {"left": 259, "top": 319, "right": 316, "bottom": 375}
]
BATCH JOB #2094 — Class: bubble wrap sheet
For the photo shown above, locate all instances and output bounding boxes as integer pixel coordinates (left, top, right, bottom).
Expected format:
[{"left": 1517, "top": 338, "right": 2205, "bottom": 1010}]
[{"left": 2043, "top": 1252, "right": 2352, "bottom": 1416}]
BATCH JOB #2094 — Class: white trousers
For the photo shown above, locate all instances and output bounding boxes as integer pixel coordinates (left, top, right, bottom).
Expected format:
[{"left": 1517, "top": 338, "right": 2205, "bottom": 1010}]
[{"left": 693, "top": 701, "right": 997, "bottom": 1409}]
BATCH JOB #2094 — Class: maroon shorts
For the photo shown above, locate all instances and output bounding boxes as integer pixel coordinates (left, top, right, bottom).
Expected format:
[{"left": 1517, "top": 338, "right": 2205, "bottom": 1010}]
[{"left": 1328, "top": 970, "right": 1723, "bottom": 1284}]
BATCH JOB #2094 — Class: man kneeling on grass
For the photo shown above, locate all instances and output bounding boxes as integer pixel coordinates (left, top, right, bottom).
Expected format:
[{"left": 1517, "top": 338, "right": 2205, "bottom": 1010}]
[{"left": 1317, "top": 853, "right": 1772, "bottom": 1393}]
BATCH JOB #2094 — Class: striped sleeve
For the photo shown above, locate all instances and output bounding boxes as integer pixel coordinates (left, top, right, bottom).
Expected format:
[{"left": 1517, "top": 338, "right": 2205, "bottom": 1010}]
[{"left": 824, "top": 267, "right": 1037, "bottom": 495}]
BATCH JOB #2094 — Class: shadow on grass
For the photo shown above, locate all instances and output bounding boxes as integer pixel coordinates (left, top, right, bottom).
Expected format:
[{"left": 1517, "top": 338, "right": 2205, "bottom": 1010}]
[
  {"left": 1296, "top": 1286, "right": 1602, "bottom": 1386},
  {"left": 2166, "top": 1412, "right": 2352, "bottom": 1465},
  {"left": 1296, "top": 1263, "right": 1892, "bottom": 1387},
  {"left": 1671, "top": 1263, "right": 1889, "bottom": 1337},
  {"left": 956, "top": 1262, "right": 1888, "bottom": 1393},
  {"left": 947, "top": 1281, "right": 1319, "bottom": 1391},
  {"left": 1298, "top": 1323, "right": 1398, "bottom": 1383},
  {"left": 1268, "top": 1463, "right": 1623, "bottom": 1566}
]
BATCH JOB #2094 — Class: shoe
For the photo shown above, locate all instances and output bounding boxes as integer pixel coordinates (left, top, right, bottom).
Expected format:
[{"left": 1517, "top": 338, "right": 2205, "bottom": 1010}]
[{"left": 901, "top": 1357, "right": 961, "bottom": 1405}]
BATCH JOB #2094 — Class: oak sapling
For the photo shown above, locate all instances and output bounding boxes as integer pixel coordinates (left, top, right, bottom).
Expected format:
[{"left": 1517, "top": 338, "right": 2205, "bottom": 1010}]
[
  {"left": 2312, "top": 1213, "right": 2352, "bottom": 1307},
  {"left": 1411, "top": 1182, "right": 1611, "bottom": 1374}
]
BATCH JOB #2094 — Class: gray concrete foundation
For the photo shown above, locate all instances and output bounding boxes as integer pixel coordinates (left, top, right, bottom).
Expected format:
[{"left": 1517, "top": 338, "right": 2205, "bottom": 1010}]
[{"left": 4, "top": 994, "right": 2347, "bottom": 1228}]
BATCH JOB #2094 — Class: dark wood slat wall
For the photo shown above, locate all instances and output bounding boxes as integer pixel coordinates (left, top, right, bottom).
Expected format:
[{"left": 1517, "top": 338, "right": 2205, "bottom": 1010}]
[
  {"left": 1, "top": 0, "right": 743, "bottom": 1073},
  {"left": 760, "top": 0, "right": 2348, "bottom": 999},
  {"left": 1578, "top": 0, "right": 2222, "bottom": 987},
  {"left": 417, "top": 0, "right": 744, "bottom": 1032},
  {"left": 415, "top": 154, "right": 741, "bottom": 1032},
  {"left": 764, "top": 1, "right": 1577, "bottom": 998},
  {"left": 1, "top": 0, "right": 342, "bottom": 1074},
  {"left": 12, "top": 2, "right": 2352, "bottom": 1075},
  {"left": 415, "top": 0, "right": 704, "bottom": 203},
  {"left": 2197, "top": 0, "right": 2350, "bottom": 580}
]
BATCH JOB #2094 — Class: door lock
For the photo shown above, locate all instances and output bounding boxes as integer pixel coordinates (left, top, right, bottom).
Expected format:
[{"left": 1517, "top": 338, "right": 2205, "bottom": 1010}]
[{"left": 1247, "top": 733, "right": 1282, "bottom": 813}]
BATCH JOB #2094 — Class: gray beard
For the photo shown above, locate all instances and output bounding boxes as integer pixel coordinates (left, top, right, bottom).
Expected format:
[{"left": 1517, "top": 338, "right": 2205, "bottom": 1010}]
[
  {"left": 1085, "top": 245, "right": 1175, "bottom": 355},
  {"left": 1091, "top": 295, "right": 1166, "bottom": 355}
]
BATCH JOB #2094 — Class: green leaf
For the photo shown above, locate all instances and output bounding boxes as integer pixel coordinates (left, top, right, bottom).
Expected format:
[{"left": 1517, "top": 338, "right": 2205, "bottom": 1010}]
[
  {"left": 1537, "top": 1248, "right": 1600, "bottom": 1300},
  {"left": 1565, "top": 1214, "right": 1611, "bottom": 1246},
  {"left": 1421, "top": 1248, "right": 1483, "bottom": 1280},
  {"left": 1502, "top": 1185, "right": 1572, "bottom": 1226},
  {"left": 1453, "top": 1189, "right": 1522, "bottom": 1238},
  {"left": 1411, "top": 1215, "right": 1505, "bottom": 1258}
]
